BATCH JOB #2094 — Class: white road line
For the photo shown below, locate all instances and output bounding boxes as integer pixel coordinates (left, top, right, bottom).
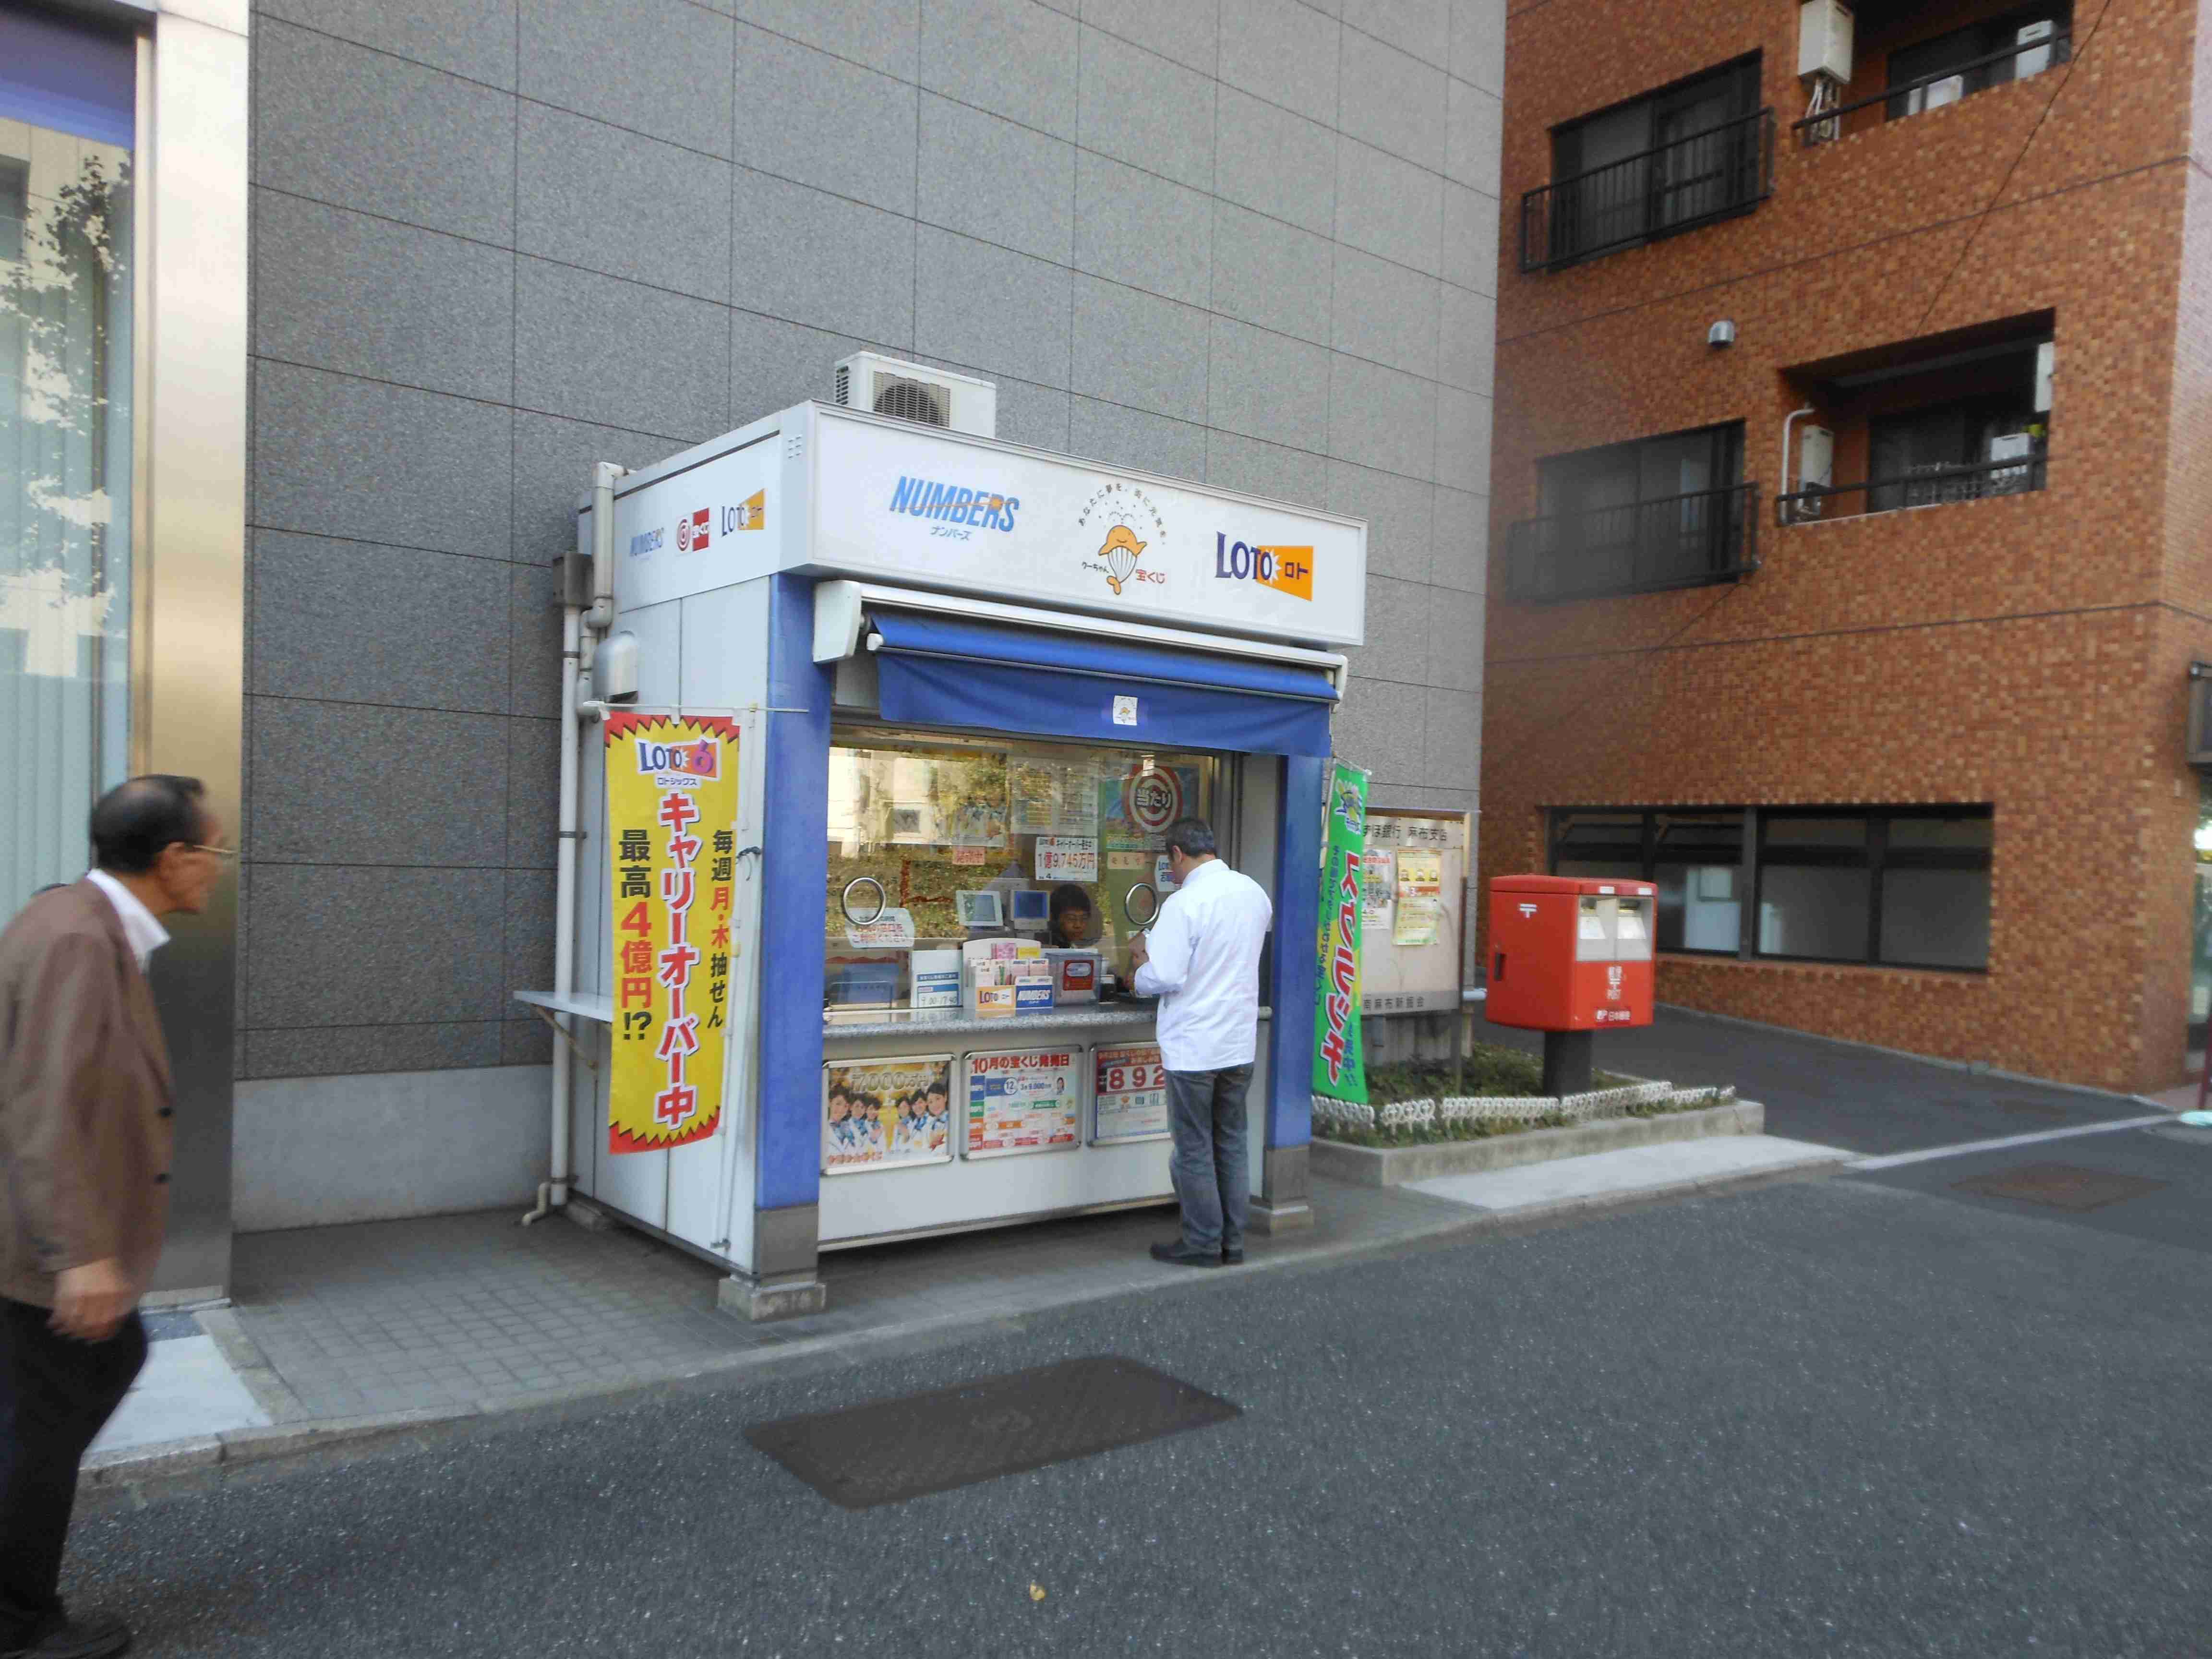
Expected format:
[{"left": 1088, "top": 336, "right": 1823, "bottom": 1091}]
[{"left": 1849, "top": 1115, "right": 2172, "bottom": 1173}]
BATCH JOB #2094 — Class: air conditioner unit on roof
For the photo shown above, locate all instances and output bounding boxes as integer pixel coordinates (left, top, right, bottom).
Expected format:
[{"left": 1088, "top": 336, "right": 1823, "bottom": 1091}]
[{"left": 831, "top": 352, "right": 997, "bottom": 438}]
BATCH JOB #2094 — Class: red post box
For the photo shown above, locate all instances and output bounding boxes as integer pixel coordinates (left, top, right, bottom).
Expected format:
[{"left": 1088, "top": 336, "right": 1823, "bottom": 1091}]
[{"left": 1486, "top": 874, "right": 1657, "bottom": 1032}]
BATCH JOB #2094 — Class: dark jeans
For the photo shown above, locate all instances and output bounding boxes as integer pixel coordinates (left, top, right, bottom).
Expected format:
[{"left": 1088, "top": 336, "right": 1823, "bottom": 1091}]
[
  {"left": 1164, "top": 1064, "right": 1252, "bottom": 1255},
  {"left": 0, "top": 1298, "right": 146, "bottom": 1642}
]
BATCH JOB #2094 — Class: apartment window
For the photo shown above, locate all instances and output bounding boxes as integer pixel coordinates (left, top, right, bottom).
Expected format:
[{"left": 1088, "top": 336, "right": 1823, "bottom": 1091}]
[
  {"left": 1868, "top": 392, "right": 2043, "bottom": 511},
  {"left": 1548, "top": 806, "right": 1994, "bottom": 970},
  {"left": 1778, "top": 318, "right": 2052, "bottom": 524},
  {"left": 1507, "top": 423, "right": 1755, "bottom": 601},
  {"left": 1887, "top": 5, "right": 2071, "bottom": 119},
  {"left": 1523, "top": 57, "right": 1771, "bottom": 270}
]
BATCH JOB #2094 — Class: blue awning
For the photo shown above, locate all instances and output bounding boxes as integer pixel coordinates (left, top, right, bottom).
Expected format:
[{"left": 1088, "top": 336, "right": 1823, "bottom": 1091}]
[
  {"left": 0, "top": 9, "right": 136, "bottom": 148},
  {"left": 866, "top": 610, "right": 1338, "bottom": 756}
]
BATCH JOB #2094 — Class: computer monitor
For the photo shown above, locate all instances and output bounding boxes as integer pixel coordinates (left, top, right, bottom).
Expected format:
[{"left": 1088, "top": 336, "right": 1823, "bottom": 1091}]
[
  {"left": 954, "top": 890, "right": 1003, "bottom": 930},
  {"left": 1009, "top": 889, "right": 1049, "bottom": 928}
]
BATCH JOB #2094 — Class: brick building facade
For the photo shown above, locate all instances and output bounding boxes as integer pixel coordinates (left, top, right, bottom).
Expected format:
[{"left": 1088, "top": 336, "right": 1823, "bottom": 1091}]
[{"left": 1483, "top": 0, "right": 2212, "bottom": 1091}]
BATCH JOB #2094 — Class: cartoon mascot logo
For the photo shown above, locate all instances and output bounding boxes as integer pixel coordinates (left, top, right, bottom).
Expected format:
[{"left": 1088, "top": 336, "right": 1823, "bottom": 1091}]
[{"left": 1098, "top": 523, "right": 1148, "bottom": 595}]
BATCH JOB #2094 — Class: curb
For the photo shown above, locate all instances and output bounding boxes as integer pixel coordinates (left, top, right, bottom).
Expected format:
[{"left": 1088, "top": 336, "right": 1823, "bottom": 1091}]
[
  {"left": 79, "top": 1146, "right": 1842, "bottom": 1495},
  {"left": 1310, "top": 1099, "right": 1764, "bottom": 1187},
  {"left": 81, "top": 1407, "right": 479, "bottom": 1489},
  {"left": 1463, "top": 1151, "right": 1852, "bottom": 1233}
]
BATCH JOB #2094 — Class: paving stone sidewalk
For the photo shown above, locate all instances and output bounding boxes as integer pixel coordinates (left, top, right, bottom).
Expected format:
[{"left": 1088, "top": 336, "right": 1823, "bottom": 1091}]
[
  {"left": 216, "top": 1179, "right": 1484, "bottom": 1427},
  {"left": 89, "top": 1133, "right": 1850, "bottom": 1480}
]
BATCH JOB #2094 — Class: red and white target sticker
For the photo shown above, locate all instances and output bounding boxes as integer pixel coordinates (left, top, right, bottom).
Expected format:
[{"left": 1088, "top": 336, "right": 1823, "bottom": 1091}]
[{"left": 1122, "top": 764, "right": 1182, "bottom": 833}]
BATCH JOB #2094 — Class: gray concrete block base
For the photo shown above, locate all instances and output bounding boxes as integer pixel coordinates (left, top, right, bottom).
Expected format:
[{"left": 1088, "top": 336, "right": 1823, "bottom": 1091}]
[
  {"left": 717, "top": 1273, "right": 828, "bottom": 1323},
  {"left": 1247, "top": 1198, "right": 1313, "bottom": 1235}
]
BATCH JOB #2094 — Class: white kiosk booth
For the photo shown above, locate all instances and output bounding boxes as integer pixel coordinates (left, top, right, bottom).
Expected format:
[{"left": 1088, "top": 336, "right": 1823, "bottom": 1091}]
[{"left": 521, "top": 375, "right": 1367, "bottom": 1318}]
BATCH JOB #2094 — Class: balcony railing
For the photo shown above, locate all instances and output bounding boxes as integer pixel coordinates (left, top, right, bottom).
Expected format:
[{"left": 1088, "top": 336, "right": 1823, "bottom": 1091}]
[
  {"left": 1520, "top": 109, "right": 1774, "bottom": 272},
  {"left": 1505, "top": 482, "right": 1760, "bottom": 601},
  {"left": 1774, "top": 453, "right": 2049, "bottom": 524},
  {"left": 1793, "top": 30, "right": 2072, "bottom": 146}
]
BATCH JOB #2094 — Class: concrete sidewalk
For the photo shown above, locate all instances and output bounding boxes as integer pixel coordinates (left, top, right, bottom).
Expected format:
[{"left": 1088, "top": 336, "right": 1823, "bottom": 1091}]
[{"left": 82, "top": 1130, "right": 1850, "bottom": 1486}]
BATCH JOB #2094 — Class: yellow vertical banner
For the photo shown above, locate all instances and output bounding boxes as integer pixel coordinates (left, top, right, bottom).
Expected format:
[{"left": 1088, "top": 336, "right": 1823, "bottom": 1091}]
[{"left": 604, "top": 713, "right": 741, "bottom": 1155}]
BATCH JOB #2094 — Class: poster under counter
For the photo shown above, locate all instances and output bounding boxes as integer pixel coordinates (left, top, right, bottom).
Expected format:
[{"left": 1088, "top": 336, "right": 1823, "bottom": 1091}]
[
  {"left": 1091, "top": 1044, "right": 1170, "bottom": 1144},
  {"left": 822, "top": 1054, "right": 955, "bottom": 1175},
  {"left": 963, "top": 1047, "right": 1084, "bottom": 1159}
]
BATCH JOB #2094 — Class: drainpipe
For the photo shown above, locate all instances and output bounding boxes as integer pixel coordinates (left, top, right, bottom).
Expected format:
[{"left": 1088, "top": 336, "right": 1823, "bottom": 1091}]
[
  {"left": 523, "top": 597, "right": 584, "bottom": 1226},
  {"left": 1779, "top": 406, "right": 1816, "bottom": 523},
  {"left": 578, "top": 461, "right": 621, "bottom": 701},
  {"left": 523, "top": 462, "right": 623, "bottom": 1226}
]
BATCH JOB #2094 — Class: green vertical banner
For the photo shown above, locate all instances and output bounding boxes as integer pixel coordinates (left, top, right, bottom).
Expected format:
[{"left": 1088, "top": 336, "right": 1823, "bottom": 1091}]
[{"left": 1312, "top": 759, "right": 1370, "bottom": 1103}]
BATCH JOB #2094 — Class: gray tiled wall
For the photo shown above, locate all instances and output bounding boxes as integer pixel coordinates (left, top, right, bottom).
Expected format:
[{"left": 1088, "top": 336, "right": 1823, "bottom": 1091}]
[{"left": 240, "top": 0, "right": 1504, "bottom": 1082}]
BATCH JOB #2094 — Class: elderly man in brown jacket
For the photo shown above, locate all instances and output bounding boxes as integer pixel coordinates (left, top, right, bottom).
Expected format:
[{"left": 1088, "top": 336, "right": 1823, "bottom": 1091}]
[{"left": 0, "top": 776, "right": 224, "bottom": 1659}]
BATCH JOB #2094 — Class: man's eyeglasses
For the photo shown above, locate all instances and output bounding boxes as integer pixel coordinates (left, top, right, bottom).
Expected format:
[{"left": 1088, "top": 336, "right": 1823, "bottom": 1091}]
[{"left": 185, "top": 844, "right": 239, "bottom": 860}]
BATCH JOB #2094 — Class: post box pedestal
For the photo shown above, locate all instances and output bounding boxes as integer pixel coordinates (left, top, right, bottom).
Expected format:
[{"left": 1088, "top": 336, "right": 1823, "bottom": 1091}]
[{"left": 1540, "top": 1030, "right": 1593, "bottom": 1098}]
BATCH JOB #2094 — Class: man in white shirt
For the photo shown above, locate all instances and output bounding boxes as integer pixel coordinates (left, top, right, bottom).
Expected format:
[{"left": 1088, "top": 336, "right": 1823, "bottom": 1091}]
[{"left": 1127, "top": 817, "right": 1273, "bottom": 1268}]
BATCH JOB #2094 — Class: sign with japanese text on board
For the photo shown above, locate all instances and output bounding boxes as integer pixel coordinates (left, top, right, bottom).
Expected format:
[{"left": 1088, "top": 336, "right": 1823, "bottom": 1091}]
[{"left": 605, "top": 713, "right": 740, "bottom": 1155}]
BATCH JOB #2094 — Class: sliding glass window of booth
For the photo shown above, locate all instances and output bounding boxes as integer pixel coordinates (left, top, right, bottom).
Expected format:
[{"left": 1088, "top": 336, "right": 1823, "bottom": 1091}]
[
  {"left": 1550, "top": 806, "right": 1993, "bottom": 970},
  {"left": 825, "top": 728, "right": 1224, "bottom": 1015}
]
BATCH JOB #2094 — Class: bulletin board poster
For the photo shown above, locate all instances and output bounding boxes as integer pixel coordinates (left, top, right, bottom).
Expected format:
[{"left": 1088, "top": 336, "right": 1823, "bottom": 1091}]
[
  {"left": 1361, "top": 847, "right": 1396, "bottom": 930},
  {"left": 822, "top": 1055, "right": 954, "bottom": 1175},
  {"left": 965, "top": 1048, "right": 1083, "bottom": 1159},
  {"left": 1093, "top": 1045, "right": 1171, "bottom": 1143},
  {"left": 1393, "top": 850, "right": 1444, "bottom": 947},
  {"left": 605, "top": 713, "right": 740, "bottom": 1155}
]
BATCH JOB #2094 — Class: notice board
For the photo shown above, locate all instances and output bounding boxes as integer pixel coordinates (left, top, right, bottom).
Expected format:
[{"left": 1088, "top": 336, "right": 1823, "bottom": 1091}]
[{"left": 1358, "top": 808, "right": 1471, "bottom": 1017}]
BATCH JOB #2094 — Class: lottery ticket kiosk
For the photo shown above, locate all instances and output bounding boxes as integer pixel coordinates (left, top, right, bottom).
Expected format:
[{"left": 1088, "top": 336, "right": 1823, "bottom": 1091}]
[{"left": 520, "top": 395, "right": 1366, "bottom": 1319}]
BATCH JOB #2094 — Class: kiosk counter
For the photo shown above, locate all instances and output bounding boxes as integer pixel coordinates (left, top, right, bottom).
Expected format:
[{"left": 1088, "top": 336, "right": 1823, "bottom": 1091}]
[{"left": 520, "top": 398, "right": 1366, "bottom": 1319}]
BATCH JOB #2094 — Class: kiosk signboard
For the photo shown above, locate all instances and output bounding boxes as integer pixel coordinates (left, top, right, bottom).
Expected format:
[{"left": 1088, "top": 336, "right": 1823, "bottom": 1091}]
[
  {"left": 604, "top": 713, "right": 740, "bottom": 1154},
  {"left": 599, "top": 404, "right": 1367, "bottom": 646},
  {"left": 964, "top": 1048, "right": 1083, "bottom": 1158}
]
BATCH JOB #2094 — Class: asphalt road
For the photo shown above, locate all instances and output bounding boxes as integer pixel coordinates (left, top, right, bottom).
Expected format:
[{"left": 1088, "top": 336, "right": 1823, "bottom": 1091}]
[
  {"left": 68, "top": 1145, "right": 2212, "bottom": 1658},
  {"left": 1480, "top": 1007, "right": 2153, "bottom": 1154}
]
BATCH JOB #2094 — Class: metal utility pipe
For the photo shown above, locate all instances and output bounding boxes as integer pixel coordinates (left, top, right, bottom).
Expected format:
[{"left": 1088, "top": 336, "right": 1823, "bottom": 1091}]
[
  {"left": 524, "top": 599, "right": 584, "bottom": 1226},
  {"left": 525, "top": 461, "right": 622, "bottom": 1226}
]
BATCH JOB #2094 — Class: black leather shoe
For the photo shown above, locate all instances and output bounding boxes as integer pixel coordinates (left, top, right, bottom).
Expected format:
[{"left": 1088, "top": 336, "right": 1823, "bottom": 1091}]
[
  {"left": 1149, "top": 1240, "right": 1222, "bottom": 1268},
  {"left": 3, "top": 1613, "right": 131, "bottom": 1659},
  {"left": 1221, "top": 1248, "right": 1245, "bottom": 1265}
]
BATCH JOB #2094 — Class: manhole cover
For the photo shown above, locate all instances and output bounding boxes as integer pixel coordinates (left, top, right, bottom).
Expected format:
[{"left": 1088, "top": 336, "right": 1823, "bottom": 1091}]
[
  {"left": 1952, "top": 1162, "right": 2167, "bottom": 1212},
  {"left": 745, "top": 1356, "right": 1240, "bottom": 1509}
]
